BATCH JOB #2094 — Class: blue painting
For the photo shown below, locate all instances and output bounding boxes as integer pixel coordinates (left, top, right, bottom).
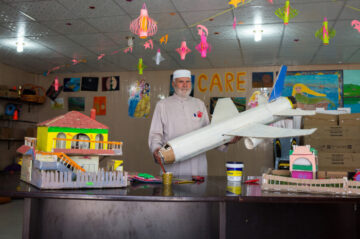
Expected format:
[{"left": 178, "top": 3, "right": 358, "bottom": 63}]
[
  {"left": 282, "top": 72, "right": 341, "bottom": 110},
  {"left": 343, "top": 70, "right": 360, "bottom": 113},
  {"left": 64, "top": 78, "right": 80, "bottom": 92}
]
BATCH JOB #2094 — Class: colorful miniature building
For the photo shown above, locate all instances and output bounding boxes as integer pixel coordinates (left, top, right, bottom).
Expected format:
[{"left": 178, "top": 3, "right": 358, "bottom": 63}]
[
  {"left": 289, "top": 145, "right": 318, "bottom": 179},
  {"left": 353, "top": 171, "right": 360, "bottom": 181},
  {"left": 17, "top": 111, "right": 127, "bottom": 189}
]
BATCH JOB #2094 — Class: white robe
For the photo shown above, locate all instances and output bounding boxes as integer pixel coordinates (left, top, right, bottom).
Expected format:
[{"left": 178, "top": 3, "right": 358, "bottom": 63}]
[{"left": 148, "top": 94, "right": 210, "bottom": 176}]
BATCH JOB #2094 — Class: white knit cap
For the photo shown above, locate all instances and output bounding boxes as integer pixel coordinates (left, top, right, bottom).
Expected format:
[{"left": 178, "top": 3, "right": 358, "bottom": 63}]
[{"left": 173, "top": 69, "right": 191, "bottom": 80}]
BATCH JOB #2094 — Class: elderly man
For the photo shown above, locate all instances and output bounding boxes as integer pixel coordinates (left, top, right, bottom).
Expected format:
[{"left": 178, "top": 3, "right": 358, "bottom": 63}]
[{"left": 148, "top": 69, "right": 239, "bottom": 176}]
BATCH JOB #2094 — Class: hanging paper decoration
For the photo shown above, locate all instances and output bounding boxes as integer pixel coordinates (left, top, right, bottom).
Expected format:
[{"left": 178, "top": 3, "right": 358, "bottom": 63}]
[
  {"left": 352, "top": 20, "right": 360, "bottom": 33},
  {"left": 124, "top": 47, "right": 133, "bottom": 53},
  {"left": 228, "top": 0, "right": 242, "bottom": 8},
  {"left": 233, "top": 16, "right": 237, "bottom": 29},
  {"left": 153, "top": 49, "right": 165, "bottom": 65},
  {"left": 176, "top": 41, "right": 191, "bottom": 60},
  {"left": 138, "top": 58, "right": 146, "bottom": 75},
  {"left": 315, "top": 17, "right": 336, "bottom": 45},
  {"left": 54, "top": 77, "right": 59, "bottom": 91},
  {"left": 197, "top": 25, "right": 208, "bottom": 37},
  {"left": 159, "top": 34, "right": 168, "bottom": 44},
  {"left": 97, "top": 53, "right": 105, "bottom": 60},
  {"left": 196, "top": 33, "right": 211, "bottom": 58},
  {"left": 130, "top": 3, "right": 157, "bottom": 39},
  {"left": 275, "top": 0, "right": 298, "bottom": 25},
  {"left": 268, "top": 0, "right": 273, "bottom": 3},
  {"left": 126, "top": 36, "right": 135, "bottom": 47},
  {"left": 144, "top": 39, "right": 153, "bottom": 49},
  {"left": 195, "top": 25, "right": 211, "bottom": 58}
]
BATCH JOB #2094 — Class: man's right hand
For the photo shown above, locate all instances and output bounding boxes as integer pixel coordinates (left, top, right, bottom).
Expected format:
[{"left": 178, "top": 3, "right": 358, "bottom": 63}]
[{"left": 153, "top": 148, "right": 162, "bottom": 164}]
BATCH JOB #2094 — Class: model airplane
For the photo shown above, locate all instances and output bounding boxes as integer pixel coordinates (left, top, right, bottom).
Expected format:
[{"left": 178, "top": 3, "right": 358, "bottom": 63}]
[{"left": 159, "top": 65, "right": 317, "bottom": 165}]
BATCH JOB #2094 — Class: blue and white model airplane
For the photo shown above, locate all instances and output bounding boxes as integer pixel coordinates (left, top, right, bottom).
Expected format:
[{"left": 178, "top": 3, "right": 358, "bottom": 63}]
[{"left": 159, "top": 65, "right": 317, "bottom": 165}]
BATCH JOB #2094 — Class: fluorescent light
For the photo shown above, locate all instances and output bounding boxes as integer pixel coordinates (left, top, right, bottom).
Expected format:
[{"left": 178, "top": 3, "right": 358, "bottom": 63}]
[
  {"left": 19, "top": 11, "right": 36, "bottom": 21},
  {"left": 16, "top": 41, "right": 24, "bottom": 53},
  {"left": 253, "top": 29, "right": 263, "bottom": 42}
]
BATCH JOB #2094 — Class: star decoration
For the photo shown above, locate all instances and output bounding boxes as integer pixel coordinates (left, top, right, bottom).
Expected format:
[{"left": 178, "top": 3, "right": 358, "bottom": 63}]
[{"left": 228, "top": 0, "right": 242, "bottom": 8}]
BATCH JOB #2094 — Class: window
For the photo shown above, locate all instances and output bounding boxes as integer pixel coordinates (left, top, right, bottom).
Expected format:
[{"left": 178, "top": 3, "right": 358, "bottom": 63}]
[
  {"left": 95, "top": 134, "right": 103, "bottom": 149},
  {"left": 56, "top": 133, "right": 66, "bottom": 149},
  {"left": 71, "top": 134, "right": 90, "bottom": 149}
]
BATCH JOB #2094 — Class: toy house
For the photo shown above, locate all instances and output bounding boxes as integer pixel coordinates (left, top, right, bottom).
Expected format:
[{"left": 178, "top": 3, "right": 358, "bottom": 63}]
[
  {"left": 17, "top": 111, "right": 127, "bottom": 189},
  {"left": 289, "top": 145, "right": 318, "bottom": 179}
]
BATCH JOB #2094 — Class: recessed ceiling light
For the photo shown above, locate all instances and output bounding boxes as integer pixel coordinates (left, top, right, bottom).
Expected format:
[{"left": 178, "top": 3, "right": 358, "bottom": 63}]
[
  {"left": 66, "top": 23, "right": 72, "bottom": 26},
  {"left": 294, "top": 39, "right": 299, "bottom": 42},
  {"left": 169, "top": 12, "right": 176, "bottom": 16},
  {"left": 209, "top": 18, "right": 214, "bottom": 21},
  {"left": 89, "top": 6, "right": 95, "bottom": 9},
  {"left": 214, "top": 32, "right": 220, "bottom": 35}
]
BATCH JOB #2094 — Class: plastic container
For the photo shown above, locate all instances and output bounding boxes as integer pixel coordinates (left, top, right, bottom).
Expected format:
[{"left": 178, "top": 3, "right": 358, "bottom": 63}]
[
  {"left": 226, "top": 161, "right": 244, "bottom": 182},
  {"left": 226, "top": 181, "right": 242, "bottom": 196}
]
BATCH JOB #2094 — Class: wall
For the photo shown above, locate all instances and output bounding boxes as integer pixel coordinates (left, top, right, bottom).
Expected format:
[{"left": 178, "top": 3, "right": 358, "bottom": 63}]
[
  {"left": 0, "top": 62, "right": 37, "bottom": 170},
  {"left": 31, "top": 63, "right": 360, "bottom": 177}
]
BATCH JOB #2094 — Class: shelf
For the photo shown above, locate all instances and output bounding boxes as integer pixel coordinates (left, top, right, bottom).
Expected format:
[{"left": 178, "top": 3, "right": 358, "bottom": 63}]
[
  {"left": 0, "top": 119, "right": 37, "bottom": 124},
  {"left": 0, "top": 138, "right": 24, "bottom": 149},
  {"left": 0, "top": 96, "right": 42, "bottom": 105}
]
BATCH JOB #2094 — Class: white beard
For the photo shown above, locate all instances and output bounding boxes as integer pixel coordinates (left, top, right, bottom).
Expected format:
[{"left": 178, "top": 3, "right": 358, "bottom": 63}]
[{"left": 174, "top": 87, "right": 191, "bottom": 98}]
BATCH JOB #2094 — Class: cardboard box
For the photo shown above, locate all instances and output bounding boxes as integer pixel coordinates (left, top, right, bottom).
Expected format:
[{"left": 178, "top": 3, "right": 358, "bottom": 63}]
[
  {"left": 303, "top": 114, "right": 338, "bottom": 128},
  {"left": 339, "top": 113, "right": 360, "bottom": 126},
  {"left": 304, "top": 138, "right": 360, "bottom": 153},
  {"left": 317, "top": 170, "right": 348, "bottom": 179},
  {"left": 318, "top": 152, "right": 360, "bottom": 171},
  {"left": 304, "top": 126, "right": 360, "bottom": 139}
]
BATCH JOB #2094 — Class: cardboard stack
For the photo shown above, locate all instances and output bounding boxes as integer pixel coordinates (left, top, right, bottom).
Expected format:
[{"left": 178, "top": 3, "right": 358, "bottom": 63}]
[{"left": 303, "top": 113, "right": 360, "bottom": 172}]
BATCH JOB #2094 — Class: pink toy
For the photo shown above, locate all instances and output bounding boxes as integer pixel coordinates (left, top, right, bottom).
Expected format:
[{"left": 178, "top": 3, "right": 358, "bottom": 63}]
[
  {"left": 54, "top": 77, "right": 59, "bottom": 91},
  {"left": 352, "top": 20, "right": 360, "bottom": 33},
  {"left": 195, "top": 33, "right": 211, "bottom": 58},
  {"left": 129, "top": 3, "right": 157, "bottom": 39},
  {"left": 176, "top": 41, "right": 191, "bottom": 60}
]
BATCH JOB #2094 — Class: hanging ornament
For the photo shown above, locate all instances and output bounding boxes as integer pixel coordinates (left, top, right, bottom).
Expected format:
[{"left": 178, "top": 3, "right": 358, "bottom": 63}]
[
  {"left": 138, "top": 58, "right": 146, "bottom": 75},
  {"left": 197, "top": 25, "right": 208, "bottom": 37},
  {"left": 97, "top": 53, "right": 105, "bottom": 60},
  {"left": 195, "top": 33, "right": 211, "bottom": 58},
  {"left": 159, "top": 34, "right": 168, "bottom": 45},
  {"left": 233, "top": 16, "right": 237, "bottom": 29},
  {"left": 126, "top": 36, "right": 135, "bottom": 47},
  {"left": 315, "top": 17, "right": 336, "bottom": 45},
  {"left": 124, "top": 47, "right": 133, "bottom": 53},
  {"left": 130, "top": 3, "right": 158, "bottom": 39},
  {"left": 153, "top": 49, "right": 165, "bottom": 65},
  {"left": 54, "top": 77, "right": 59, "bottom": 91},
  {"left": 275, "top": 0, "right": 298, "bottom": 25},
  {"left": 351, "top": 20, "right": 360, "bottom": 33},
  {"left": 144, "top": 39, "right": 153, "bottom": 49},
  {"left": 228, "top": 0, "right": 242, "bottom": 8},
  {"left": 176, "top": 41, "right": 191, "bottom": 60}
]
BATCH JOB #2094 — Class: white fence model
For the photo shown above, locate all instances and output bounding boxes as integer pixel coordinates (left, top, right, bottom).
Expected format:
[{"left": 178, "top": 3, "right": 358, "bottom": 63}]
[
  {"left": 30, "top": 168, "right": 128, "bottom": 189},
  {"left": 262, "top": 173, "right": 360, "bottom": 195}
]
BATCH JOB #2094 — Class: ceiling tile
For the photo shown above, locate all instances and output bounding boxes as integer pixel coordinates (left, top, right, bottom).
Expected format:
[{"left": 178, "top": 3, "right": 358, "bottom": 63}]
[
  {"left": 57, "top": 0, "right": 127, "bottom": 18},
  {"left": 41, "top": 19, "right": 99, "bottom": 35},
  {"left": 172, "top": 0, "right": 228, "bottom": 12},
  {"left": 114, "top": 0, "right": 177, "bottom": 14},
  {"left": 85, "top": 15, "right": 132, "bottom": 33},
  {"left": 8, "top": 1, "right": 73, "bottom": 21}
]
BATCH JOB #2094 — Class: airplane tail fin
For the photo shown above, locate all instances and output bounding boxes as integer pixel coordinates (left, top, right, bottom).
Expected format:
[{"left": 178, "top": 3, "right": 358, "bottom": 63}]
[
  {"left": 268, "top": 65, "right": 287, "bottom": 102},
  {"left": 211, "top": 98, "right": 239, "bottom": 124}
]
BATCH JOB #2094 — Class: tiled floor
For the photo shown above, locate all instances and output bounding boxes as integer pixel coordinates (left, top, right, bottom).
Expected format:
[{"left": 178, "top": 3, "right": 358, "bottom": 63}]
[{"left": 0, "top": 199, "right": 23, "bottom": 239}]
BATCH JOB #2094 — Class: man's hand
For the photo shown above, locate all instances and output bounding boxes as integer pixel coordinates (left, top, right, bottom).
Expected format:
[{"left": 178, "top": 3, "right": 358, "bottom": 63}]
[
  {"left": 153, "top": 148, "right": 162, "bottom": 164},
  {"left": 226, "top": 136, "right": 242, "bottom": 145}
]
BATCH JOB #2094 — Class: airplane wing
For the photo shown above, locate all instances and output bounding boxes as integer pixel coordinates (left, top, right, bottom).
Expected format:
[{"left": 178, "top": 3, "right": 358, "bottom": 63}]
[
  {"left": 274, "top": 109, "right": 316, "bottom": 116},
  {"left": 223, "top": 123, "right": 317, "bottom": 138}
]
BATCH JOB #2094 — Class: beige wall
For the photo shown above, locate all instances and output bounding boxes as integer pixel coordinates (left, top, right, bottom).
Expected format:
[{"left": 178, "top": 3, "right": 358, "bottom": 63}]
[
  {"left": 0, "top": 63, "right": 37, "bottom": 170},
  {"left": 29, "top": 64, "right": 360, "bottom": 177}
]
